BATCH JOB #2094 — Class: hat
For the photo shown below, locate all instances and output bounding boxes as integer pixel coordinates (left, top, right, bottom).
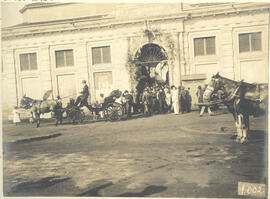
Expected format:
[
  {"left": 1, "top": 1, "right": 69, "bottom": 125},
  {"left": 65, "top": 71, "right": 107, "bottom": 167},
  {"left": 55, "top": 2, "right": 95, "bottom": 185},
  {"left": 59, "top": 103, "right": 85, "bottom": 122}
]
[
  {"left": 124, "top": 90, "right": 128, "bottom": 93},
  {"left": 82, "top": 80, "right": 86, "bottom": 83}
]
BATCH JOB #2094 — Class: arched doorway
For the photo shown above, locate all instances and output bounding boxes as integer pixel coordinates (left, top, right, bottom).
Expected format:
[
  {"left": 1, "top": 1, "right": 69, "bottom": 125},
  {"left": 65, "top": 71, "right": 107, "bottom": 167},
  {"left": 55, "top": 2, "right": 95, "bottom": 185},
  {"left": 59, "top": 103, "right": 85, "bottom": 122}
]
[{"left": 133, "top": 43, "right": 169, "bottom": 93}]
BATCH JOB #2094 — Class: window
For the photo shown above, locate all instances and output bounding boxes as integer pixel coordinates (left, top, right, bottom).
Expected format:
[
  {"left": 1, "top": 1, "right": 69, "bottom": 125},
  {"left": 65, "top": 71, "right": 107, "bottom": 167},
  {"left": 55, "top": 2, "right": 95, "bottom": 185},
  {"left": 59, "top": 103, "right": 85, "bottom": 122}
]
[
  {"left": 194, "top": 36, "right": 216, "bottom": 56},
  {"left": 55, "top": 49, "right": 74, "bottom": 68},
  {"left": 19, "top": 53, "right": 38, "bottom": 71},
  {"left": 239, "top": 32, "right": 261, "bottom": 53},
  {"left": 92, "top": 46, "right": 111, "bottom": 65},
  {"left": 94, "top": 72, "right": 113, "bottom": 90}
]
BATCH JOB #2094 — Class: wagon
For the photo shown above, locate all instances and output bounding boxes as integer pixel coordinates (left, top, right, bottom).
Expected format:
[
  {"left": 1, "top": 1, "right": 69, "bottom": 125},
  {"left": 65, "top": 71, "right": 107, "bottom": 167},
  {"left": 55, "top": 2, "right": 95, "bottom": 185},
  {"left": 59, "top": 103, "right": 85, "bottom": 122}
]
[
  {"left": 103, "top": 102, "right": 124, "bottom": 121},
  {"left": 195, "top": 100, "right": 224, "bottom": 111},
  {"left": 95, "top": 90, "right": 125, "bottom": 121}
]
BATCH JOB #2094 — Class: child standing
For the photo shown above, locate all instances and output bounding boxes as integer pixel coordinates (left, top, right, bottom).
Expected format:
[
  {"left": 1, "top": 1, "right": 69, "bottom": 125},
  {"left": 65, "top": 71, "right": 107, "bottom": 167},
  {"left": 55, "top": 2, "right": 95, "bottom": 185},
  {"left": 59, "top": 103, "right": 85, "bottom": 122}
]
[{"left": 13, "top": 106, "right": 21, "bottom": 125}]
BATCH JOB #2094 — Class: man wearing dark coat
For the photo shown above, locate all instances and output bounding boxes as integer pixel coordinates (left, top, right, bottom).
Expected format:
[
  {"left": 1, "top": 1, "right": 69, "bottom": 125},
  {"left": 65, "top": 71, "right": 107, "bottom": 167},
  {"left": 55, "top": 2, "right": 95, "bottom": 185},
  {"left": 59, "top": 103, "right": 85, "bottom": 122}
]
[
  {"left": 179, "top": 86, "right": 187, "bottom": 114},
  {"left": 75, "top": 80, "right": 89, "bottom": 107},
  {"left": 54, "top": 96, "right": 63, "bottom": 126},
  {"left": 123, "top": 90, "right": 133, "bottom": 118},
  {"left": 142, "top": 88, "right": 152, "bottom": 116},
  {"left": 186, "top": 88, "right": 192, "bottom": 113}
]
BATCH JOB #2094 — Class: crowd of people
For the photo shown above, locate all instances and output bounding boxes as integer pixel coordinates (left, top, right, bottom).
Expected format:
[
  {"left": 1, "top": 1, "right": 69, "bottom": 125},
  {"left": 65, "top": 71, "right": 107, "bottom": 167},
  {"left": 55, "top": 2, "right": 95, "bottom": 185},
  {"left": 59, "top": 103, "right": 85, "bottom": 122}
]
[
  {"left": 13, "top": 79, "right": 217, "bottom": 126},
  {"left": 92, "top": 84, "right": 194, "bottom": 119}
]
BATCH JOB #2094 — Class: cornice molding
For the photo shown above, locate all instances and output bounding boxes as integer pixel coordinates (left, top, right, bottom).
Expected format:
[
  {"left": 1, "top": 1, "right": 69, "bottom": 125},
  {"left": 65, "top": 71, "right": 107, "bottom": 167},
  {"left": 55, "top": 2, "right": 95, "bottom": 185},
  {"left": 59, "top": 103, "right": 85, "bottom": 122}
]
[{"left": 2, "top": 4, "right": 270, "bottom": 40}]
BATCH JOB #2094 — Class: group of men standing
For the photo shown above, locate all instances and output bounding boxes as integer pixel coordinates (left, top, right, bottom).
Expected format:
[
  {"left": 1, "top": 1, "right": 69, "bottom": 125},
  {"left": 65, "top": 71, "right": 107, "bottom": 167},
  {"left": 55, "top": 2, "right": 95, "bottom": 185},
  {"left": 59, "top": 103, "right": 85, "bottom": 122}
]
[{"left": 170, "top": 86, "right": 192, "bottom": 115}]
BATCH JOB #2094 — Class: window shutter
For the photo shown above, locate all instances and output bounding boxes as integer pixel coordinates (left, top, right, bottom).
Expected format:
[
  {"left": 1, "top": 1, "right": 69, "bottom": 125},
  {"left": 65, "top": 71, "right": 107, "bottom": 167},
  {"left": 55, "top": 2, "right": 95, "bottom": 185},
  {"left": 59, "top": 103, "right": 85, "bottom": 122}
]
[
  {"left": 55, "top": 51, "right": 65, "bottom": 68},
  {"left": 102, "top": 46, "right": 111, "bottom": 63},
  {"left": 19, "top": 54, "right": 29, "bottom": 71},
  {"left": 205, "top": 37, "right": 216, "bottom": 55},
  {"left": 65, "top": 50, "right": 74, "bottom": 66},
  {"left": 194, "top": 38, "right": 204, "bottom": 56},
  {"left": 251, "top": 32, "right": 261, "bottom": 51},
  {"left": 92, "top": 47, "right": 102, "bottom": 65},
  {"left": 29, "top": 53, "right": 37, "bottom": 70},
  {"left": 239, "top": 34, "right": 250, "bottom": 53}
]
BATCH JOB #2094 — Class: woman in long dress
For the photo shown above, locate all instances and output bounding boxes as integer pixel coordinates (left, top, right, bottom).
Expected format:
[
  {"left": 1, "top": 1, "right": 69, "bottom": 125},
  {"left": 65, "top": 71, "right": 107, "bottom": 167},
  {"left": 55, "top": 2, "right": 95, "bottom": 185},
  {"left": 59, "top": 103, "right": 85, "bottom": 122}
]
[{"left": 171, "top": 85, "right": 179, "bottom": 115}]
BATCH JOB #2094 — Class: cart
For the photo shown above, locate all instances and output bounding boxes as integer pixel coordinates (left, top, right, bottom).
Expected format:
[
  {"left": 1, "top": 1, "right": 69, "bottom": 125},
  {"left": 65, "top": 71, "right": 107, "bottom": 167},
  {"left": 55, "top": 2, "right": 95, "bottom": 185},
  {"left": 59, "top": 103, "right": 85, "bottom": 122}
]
[{"left": 95, "top": 90, "right": 124, "bottom": 121}]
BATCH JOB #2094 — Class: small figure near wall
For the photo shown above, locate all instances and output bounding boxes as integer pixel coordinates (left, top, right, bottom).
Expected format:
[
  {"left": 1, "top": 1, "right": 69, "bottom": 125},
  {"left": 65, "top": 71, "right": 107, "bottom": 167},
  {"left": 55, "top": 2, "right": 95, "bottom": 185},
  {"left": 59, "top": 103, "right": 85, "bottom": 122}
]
[{"left": 13, "top": 106, "right": 21, "bottom": 126}]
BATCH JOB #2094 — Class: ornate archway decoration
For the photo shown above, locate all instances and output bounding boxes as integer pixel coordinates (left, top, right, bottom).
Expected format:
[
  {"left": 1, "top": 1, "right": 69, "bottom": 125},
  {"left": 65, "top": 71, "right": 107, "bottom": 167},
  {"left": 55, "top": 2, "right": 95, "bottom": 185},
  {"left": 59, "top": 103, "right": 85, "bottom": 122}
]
[{"left": 126, "top": 28, "right": 176, "bottom": 90}]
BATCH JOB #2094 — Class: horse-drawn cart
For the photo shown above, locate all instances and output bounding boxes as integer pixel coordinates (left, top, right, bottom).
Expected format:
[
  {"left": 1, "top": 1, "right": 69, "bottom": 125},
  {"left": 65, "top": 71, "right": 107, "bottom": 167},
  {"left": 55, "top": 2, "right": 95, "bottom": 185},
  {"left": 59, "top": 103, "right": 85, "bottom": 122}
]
[{"left": 94, "top": 90, "right": 124, "bottom": 121}]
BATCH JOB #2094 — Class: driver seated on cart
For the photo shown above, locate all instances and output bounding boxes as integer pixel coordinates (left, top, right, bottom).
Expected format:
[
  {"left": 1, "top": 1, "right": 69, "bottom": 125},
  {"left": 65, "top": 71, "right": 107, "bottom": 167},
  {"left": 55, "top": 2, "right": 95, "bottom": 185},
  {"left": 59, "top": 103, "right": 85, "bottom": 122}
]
[{"left": 75, "top": 80, "right": 89, "bottom": 107}]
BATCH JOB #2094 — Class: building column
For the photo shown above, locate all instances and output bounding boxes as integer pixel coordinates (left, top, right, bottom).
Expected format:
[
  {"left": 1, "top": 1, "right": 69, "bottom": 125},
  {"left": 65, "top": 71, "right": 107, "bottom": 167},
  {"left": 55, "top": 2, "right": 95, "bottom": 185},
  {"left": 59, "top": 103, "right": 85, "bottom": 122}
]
[
  {"left": 2, "top": 49, "right": 18, "bottom": 119},
  {"left": 74, "top": 41, "right": 91, "bottom": 101},
  {"left": 39, "top": 45, "right": 53, "bottom": 98},
  {"left": 219, "top": 27, "right": 235, "bottom": 80}
]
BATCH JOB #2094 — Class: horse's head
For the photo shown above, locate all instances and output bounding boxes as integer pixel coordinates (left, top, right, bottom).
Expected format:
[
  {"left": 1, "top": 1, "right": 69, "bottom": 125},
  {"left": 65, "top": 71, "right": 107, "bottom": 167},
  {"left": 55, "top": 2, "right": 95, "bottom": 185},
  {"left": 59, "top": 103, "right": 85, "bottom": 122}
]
[
  {"left": 202, "top": 73, "right": 224, "bottom": 101},
  {"left": 208, "top": 73, "right": 223, "bottom": 92},
  {"left": 20, "top": 95, "right": 34, "bottom": 109}
]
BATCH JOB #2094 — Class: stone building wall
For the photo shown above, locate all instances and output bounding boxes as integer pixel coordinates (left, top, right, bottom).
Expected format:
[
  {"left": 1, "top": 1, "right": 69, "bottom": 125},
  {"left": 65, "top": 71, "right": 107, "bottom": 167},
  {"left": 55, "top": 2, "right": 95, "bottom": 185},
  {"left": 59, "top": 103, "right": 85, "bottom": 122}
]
[
  {"left": 2, "top": 3, "right": 269, "bottom": 119},
  {"left": 181, "top": 10, "right": 269, "bottom": 108}
]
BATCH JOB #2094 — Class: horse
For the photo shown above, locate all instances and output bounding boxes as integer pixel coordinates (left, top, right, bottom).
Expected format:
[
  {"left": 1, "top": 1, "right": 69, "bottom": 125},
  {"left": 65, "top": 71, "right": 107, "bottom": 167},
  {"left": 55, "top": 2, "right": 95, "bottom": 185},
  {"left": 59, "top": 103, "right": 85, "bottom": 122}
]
[
  {"left": 20, "top": 95, "right": 57, "bottom": 128},
  {"left": 208, "top": 73, "right": 268, "bottom": 143}
]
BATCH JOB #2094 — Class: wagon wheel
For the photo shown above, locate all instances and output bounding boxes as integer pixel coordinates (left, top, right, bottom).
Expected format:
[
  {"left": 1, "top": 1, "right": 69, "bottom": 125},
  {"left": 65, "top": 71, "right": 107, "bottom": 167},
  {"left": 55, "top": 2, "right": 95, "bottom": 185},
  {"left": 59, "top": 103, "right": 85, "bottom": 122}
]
[
  {"left": 111, "top": 104, "right": 123, "bottom": 121},
  {"left": 114, "top": 104, "right": 123, "bottom": 120},
  {"left": 105, "top": 105, "right": 115, "bottom": 120}
]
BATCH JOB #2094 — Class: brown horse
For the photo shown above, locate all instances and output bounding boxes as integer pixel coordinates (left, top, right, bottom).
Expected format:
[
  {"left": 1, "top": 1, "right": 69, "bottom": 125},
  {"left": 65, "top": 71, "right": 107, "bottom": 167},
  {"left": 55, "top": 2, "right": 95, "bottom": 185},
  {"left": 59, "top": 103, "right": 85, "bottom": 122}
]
[
  {"left": 20, "top": 95, "right": 57, "bottom": 128},
  {"left": 208, "top": 73, "right": 268, "bottom": 143}
]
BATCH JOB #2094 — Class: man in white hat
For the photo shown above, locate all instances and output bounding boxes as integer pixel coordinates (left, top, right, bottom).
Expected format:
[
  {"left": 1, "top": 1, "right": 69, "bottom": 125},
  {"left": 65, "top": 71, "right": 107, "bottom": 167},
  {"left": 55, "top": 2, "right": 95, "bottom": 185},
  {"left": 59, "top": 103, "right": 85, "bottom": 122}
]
[{"left": 75, "top": 80, "right": 89, "bottom": 107}]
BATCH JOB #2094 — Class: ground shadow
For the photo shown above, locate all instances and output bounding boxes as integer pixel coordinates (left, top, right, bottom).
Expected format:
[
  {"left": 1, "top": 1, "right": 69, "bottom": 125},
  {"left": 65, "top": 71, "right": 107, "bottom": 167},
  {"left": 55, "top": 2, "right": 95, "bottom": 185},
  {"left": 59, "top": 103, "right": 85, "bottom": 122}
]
[
  {"left": 77, "top": 182, "right": 113, "bottom": 196},
  {"left": 6, "top": 176, "right": 70, "bottom": 196},
  {"left": 7, "top": 133, "right": 62, "bottom": 145},
  {"left": 116, "top": 185, "right": 167, "bottom": 197}
]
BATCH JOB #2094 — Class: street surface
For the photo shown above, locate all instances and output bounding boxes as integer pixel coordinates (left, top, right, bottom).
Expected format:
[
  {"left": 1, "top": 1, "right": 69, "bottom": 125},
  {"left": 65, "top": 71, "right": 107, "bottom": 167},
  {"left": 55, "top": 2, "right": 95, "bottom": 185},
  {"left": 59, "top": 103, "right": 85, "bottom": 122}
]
[{"left": 3, "top": 111, "right": 267, "bottom": 197}]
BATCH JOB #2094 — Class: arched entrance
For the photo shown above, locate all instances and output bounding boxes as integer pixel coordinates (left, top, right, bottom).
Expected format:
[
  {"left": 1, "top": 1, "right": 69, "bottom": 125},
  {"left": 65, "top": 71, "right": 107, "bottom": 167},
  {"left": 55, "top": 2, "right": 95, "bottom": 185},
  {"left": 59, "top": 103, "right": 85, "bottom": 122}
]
[{"left": 133, "top": 43, "right": 169, "bottom": 93}]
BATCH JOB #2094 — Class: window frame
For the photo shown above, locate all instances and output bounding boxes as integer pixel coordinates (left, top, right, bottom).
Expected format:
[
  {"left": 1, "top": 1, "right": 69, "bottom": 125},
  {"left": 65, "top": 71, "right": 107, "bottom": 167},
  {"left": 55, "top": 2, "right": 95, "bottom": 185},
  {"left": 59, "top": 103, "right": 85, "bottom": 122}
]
[
  {"left": 91, "top": 46, "right": 112, "bottom": 65},
  {"left": 234, "top": 27, "right": 267, "bottom": 60},
  {"left": 190, "top": 31, "right": 220, "bottom": 64},
  {"left": 55, "top": 49, "right": 75, "bottom": 68},
  {"left": 15, "top": 49, "right": 40, "bottom": 75},
  {"left": 19, "top": 52, "right": 38, "bottom": 71},
  {"left": 93, "top": 71, "right": 113, "bottom": 90},
  {"left": 87, "top": 41, "right": 114, "bottom": 103},
  {"left": 194, "top": 36, "right": 216, "bottom": 57},
  {"left": 238, "top": 32, "right": 262, "bottom": 53},
  {"left": 50, "top": 44, "right": 78, "bottom": 100}
]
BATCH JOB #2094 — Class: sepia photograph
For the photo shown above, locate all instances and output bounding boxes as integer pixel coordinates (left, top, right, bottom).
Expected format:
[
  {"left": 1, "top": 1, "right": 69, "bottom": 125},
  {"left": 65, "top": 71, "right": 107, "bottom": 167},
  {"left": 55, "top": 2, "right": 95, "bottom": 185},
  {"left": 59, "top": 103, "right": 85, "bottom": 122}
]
[{"left": 1, "top": 1, "right": 269, "bottom": 198}]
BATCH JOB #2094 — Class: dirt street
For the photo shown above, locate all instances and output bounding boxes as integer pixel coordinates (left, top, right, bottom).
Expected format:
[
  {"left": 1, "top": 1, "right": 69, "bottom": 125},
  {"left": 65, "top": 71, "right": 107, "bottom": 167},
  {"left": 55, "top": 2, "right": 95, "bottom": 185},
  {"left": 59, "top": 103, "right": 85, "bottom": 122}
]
[{"left": 2, "top": 111, "right": 267, "bottom": 197}]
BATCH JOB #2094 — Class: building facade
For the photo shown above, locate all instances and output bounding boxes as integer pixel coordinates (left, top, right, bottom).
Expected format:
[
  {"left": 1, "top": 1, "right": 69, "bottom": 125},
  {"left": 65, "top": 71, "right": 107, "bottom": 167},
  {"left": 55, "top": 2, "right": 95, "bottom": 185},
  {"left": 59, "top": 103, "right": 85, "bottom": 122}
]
[{"left": 2, "top": 2, "right": 270, "bottom": 119}]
